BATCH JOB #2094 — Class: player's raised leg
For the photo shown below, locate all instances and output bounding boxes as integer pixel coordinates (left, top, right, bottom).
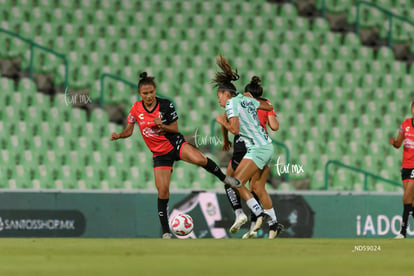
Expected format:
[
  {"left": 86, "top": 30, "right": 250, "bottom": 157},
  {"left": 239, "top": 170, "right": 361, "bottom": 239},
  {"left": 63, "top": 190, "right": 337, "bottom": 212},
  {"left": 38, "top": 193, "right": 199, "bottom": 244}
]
[{"left": 179, "top": 143, "right": 241, "bottom": 188}]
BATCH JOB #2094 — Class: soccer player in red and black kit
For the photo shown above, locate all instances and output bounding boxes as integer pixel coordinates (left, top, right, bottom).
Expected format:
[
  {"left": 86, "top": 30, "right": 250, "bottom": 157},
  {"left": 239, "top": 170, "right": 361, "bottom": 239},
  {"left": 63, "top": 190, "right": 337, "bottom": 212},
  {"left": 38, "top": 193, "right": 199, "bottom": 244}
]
[
  {"left": 390, "top": 102, "right": 414, "bottom": 239},
  {"left": 110, "top": 72, "right": 241, "bottom": 239}
]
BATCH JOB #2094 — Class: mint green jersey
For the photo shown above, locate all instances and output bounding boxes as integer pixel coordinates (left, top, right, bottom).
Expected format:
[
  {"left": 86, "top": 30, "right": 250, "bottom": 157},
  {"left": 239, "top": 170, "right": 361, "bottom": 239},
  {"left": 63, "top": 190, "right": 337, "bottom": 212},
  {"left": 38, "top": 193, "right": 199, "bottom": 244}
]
[{"left": 225, "top": 94, "right": 272, "bottom": 148}]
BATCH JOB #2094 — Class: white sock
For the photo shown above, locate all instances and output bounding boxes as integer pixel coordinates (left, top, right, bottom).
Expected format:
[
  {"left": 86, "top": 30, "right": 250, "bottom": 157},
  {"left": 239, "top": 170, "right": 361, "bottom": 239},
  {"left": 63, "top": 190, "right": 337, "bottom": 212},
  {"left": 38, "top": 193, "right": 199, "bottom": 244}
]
[
  {"left": 264, "top": 208, "right": 277, "bottom": 225},
  {"left": 235, "top": 208, "right": 245, "bottom": 217},
  {"left": 246, "top": 198, "right": 263, "bottom": 217}
]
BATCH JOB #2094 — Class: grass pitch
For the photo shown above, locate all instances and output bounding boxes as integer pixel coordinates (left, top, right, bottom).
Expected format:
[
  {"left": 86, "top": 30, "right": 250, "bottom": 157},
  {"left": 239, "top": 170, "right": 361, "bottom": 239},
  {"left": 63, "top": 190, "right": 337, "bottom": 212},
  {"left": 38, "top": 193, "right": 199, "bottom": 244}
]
[{"left": 0, "top": 238, "right": 412, "bottom": 276}]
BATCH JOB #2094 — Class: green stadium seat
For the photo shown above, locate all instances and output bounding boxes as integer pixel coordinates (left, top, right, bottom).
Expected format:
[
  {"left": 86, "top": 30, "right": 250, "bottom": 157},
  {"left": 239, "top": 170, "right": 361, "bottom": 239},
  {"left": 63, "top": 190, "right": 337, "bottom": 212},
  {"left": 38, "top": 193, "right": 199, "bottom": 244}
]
[
  {"left": 279, "top": 3, "right": 298, "bottom": 17},
  {"left": 369, "top": 60, "right": 387, "bottom": 76},
  {"left": 171, "top": 167, "right": 193, "bottom": 190},
  {"left": 80, "top": 166, "right": 100, "bottom": 189},
  {"left": 320, "top": 72, "right": 340, "bottom": 89},
  {"left": 34, "top": 165, "right": 54, "bottom": 189},
  {"left": 57, "top": 178, "right": 79, "bottom": 190},
  {"left": 0, "top": 78, "right": 15, "bottom": 94},
  {"left": 277, "top": 182, "right": 296, "bottom": 191},
  {"left": 16, "top": 78, "right": 36, "bottom": 93},
  {"left": 377, "top": 46, "right": 395, "bottom": 61},
  {"left": 127, "top": 166, "right": 147, "bottom": 189},
  {"left": 279, "top": 71, "right": 299, "bottom": 88},
  {"left": 360, "top": 73, "right": 380, "bottom": 89},
  {"left": 309, "top": 170, "right": 324, "bottom": 190},
  {"left": 358, "top": 47, "right": 375, "bottom": 62},
  {"left": 101, "top": 165, "right": 122, "bottom": 189},
  {"left": 337, "top": 45, "right": 354, "bottom": 61},
  {"left": 0, "top": 165, "right": 8, "bottom": 189},
  {"left": 332, "top": 169, "right": 355, "bottom": 191},
  {"left": 297, "top": 44, "right": 314, "bottom": 61},
  {"left": 312, "top": 18, "right": 330, "bottom": 35},
  {"left": 380, "top": 74, "right": 398, "bottom": 89},
  {"left": 400, "top": 74, "right": 413, "bottom": 90},
  {"left": 316, "top": 45, "right": 334, "bottom": 61},
  {"left": 12, "top": 164, "right": 33, "bottom": 189},
  {"left": 327, "top": 0, "right": 350, "bottom": 13}
]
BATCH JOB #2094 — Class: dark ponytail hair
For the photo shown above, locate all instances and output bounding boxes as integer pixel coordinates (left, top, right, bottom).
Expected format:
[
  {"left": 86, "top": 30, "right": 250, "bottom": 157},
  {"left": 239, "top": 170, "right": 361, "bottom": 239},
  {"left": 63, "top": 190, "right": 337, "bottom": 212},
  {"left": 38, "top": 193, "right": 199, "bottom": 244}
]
[
  {"left": 211, "top": 54, "right": 239, "bottom": 95},
  {"left": 245, "top": 76, "right": 263, "bottom": 99},
  {"left": 138, "top": 72, "right": 156, "bottom": 90}
]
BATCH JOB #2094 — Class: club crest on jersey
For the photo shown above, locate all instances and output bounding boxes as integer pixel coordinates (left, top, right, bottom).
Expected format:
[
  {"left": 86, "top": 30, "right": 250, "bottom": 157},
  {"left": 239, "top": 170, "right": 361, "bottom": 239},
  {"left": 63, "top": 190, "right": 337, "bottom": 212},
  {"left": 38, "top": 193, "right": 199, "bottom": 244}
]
[{"left": 127, "top": 114, "right": 136, "bottom": 123}]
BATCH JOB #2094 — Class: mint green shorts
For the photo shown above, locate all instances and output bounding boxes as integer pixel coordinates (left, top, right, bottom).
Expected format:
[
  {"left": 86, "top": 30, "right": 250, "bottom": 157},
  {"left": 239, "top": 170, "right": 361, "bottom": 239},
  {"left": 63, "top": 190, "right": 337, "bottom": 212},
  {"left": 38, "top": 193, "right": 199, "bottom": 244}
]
[{"left": 243, "top": 143, "right": 274, "bottom": 170}]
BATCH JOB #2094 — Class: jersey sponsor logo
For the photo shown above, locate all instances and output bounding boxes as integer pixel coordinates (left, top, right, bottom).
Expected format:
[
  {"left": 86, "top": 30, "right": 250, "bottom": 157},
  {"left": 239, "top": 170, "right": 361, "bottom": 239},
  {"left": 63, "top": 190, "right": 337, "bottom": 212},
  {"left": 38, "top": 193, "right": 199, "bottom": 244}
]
[
  {"left": 406, "top": 126, "right": 410, "bottom": 132},
  {"left": 142, "top": 127, "right": 162, "bottom": 137},
  {"left": 404, "top": 139, "right": 414, "bottom": 149},
  {"left": 240, "top": 99, "right": 260, "bottom": 122},
  {"left": 138, "top": 113, "right": 144, "bottom": 120}
]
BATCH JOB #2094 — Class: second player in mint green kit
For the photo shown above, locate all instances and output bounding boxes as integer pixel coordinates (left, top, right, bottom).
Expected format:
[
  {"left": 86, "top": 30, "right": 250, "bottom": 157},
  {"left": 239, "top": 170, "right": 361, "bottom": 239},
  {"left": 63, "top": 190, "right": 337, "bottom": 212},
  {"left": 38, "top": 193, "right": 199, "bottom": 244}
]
[
  {"left": 225, "top": 93, "right": 274, "bottom": 170},
  {"left": 213, "top": 55, "right": 275, "bottom": 233}
]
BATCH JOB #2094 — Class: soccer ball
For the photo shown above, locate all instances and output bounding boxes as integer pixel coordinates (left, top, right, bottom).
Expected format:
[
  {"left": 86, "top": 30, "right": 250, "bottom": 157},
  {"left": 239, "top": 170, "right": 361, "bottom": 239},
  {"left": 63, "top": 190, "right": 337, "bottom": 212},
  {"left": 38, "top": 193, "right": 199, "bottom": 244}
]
[{"left": 170, "top": 213, "right": 194, "bottom": 236}]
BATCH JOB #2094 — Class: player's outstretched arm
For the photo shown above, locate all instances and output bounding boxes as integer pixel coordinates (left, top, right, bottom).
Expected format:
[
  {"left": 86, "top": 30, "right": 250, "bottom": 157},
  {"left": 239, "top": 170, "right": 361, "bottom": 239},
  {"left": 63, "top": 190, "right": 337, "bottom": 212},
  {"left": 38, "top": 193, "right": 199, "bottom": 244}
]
[
  {"left": 257, "top": 100, "right": 273, "bottom": 111},
  {"left": 389, "top": 132, "right": 404, "bottom": 148},
  {"left": 268, "top": 114, "right": 279, "bottom": 131},
  {"left": 110, "top": 123, "right": 134, "bottom": 141},
  {"left": 217, "top": 114, "right": 239, "bottom": 135},
  {"left": 243, "top": 92, "right": 273, "bottom": 111}
]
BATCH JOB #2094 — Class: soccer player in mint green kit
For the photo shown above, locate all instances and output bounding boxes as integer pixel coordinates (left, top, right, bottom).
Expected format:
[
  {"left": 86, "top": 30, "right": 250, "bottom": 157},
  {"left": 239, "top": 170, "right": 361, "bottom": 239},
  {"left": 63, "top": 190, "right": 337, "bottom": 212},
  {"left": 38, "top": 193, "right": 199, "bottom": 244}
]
[
  {"left": 223, "top": 76, "right": 284, "bottom": 239},
  {"left": 213, "top": 55, "right": 275, "bottom": 235}
]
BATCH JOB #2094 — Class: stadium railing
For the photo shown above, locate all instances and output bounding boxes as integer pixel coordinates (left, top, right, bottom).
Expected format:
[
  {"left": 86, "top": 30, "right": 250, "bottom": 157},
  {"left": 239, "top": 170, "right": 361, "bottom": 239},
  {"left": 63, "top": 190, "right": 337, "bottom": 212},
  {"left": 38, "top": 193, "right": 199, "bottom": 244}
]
[
  {"left": 0, "top": 28, "right": 69, "bottom": 89},
  {"left": 356, "top": 0, "right": 414, "bottom": 48},
  {"left": 324, "top": 159, "right": 402, "bottom": 191},
  {"left": 99, "top": 73, "right": 175, "bottom": 109}
]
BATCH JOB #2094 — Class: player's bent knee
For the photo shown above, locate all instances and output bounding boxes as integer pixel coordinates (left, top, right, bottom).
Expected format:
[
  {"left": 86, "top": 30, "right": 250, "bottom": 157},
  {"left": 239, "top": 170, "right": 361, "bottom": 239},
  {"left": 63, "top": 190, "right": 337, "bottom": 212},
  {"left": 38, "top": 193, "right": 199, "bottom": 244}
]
[
  {"left": 191, "top": 156, "right": 207, "bottom": 166},
  {"left": 157, "top": 188, "right": 169, "bottom": 198}
]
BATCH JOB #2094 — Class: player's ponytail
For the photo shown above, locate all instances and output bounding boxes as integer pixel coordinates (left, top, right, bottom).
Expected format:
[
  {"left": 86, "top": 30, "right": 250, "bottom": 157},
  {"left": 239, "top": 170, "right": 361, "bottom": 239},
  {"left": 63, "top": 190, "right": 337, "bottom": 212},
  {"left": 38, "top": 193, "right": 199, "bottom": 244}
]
[
  {"left": 245, "top": 75, "right": 263, "bottom": 99},
  {"left": 138, "top": 72, "right": 157, "bottom": 89},
  {"left": 211, "top": 54, "right": 239, "bottom": 95}
]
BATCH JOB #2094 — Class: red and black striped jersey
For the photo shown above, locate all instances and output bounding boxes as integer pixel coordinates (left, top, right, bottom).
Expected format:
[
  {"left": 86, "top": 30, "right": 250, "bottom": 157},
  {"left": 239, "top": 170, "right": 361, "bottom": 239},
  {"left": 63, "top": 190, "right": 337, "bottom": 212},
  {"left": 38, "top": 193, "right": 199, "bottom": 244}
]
[{"left": 127, "top": 97, "right": 180, "bottom": 156}]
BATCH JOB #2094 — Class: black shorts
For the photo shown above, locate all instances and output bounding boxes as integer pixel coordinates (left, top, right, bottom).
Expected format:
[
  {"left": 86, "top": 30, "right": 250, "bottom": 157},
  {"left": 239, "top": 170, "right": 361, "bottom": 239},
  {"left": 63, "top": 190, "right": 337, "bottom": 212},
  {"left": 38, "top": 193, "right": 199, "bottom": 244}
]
[
  {"left": 401, "top": 168, "right": 414, "bottom": 182},
  {"left": 153, "top": 135, "right": 187, "bottom": 169},
  {"left": 231, "top": 135, "right": 247, "bottom": 171}
]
